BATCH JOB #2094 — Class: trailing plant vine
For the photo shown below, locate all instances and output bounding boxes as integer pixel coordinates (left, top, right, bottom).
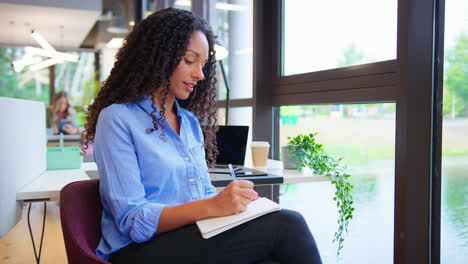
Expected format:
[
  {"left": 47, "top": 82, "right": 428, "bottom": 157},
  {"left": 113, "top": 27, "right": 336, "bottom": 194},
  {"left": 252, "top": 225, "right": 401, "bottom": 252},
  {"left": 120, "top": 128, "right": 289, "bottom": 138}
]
[{"left": 287, "top": 133, "right": 354, "bottom": 258}]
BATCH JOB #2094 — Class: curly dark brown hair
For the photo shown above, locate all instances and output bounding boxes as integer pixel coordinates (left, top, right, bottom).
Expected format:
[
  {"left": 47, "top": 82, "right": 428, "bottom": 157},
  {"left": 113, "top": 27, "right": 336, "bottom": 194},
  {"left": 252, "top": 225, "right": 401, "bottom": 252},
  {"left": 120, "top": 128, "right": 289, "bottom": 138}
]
[{"left": 82, "top": 8, "right": 218, "bottom": 165}]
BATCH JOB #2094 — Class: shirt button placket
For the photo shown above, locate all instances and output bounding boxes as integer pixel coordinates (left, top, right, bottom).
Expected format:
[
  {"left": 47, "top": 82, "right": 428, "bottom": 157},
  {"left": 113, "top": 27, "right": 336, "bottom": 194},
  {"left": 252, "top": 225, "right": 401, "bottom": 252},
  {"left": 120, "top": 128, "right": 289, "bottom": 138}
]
[{"left": 185, "top": 154, "right": 197, "bottom": 199}]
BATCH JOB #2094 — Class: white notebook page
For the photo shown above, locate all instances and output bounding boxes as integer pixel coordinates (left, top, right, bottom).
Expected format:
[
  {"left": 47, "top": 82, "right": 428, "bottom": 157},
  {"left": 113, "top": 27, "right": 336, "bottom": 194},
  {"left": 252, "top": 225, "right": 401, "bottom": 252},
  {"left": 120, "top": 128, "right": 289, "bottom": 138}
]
[{"left": 196, "top": 197, "right": 281, "bottom": 238}]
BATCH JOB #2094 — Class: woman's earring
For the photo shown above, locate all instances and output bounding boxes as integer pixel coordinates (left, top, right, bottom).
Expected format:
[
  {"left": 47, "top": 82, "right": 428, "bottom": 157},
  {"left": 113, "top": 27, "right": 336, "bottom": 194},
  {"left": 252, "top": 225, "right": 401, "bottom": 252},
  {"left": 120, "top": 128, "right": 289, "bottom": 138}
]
[{"left": 146, "top": 128, "right": 155, "bottom": 134}]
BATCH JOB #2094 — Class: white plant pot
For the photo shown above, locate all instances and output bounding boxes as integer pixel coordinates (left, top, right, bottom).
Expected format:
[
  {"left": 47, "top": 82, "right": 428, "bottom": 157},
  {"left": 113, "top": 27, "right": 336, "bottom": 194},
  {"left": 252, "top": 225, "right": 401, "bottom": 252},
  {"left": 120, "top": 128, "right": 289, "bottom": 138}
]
[
  {"left": 300, "top": 167, "right": 312, "bottom": 176},
  {"left": 281, "top": 146, "right": 299, "bottom": 169}
]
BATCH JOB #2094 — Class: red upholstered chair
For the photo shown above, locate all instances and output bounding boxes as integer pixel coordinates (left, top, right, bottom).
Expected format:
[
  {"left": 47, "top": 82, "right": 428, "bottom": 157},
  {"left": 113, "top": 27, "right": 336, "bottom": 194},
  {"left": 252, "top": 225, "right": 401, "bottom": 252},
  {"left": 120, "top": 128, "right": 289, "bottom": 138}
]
[
  {"left": 60, "top": 179, "right": 281, "bottom": 264},
  {"left": 60, "top": 179, "right": 110, "bottom": 264}
]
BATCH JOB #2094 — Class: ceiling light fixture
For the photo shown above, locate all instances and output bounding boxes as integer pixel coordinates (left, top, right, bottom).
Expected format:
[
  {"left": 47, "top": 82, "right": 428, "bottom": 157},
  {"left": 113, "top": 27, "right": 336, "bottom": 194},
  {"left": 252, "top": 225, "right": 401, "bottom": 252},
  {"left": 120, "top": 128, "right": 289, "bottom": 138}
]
[
  {"left": 12, "top": 29, "right": 79, "bottom": 72},
  {"left": 29, "top": 57, "right": 64, "bottom": 72},
  {"left": 12, "top": 55, "right": 42, "bottom": 72},
  {"left": 24, "top": 46, "right": 78, "bottom": 62},
  {"left": 31, "top": 31, "right": 55, "bottom": 52}
]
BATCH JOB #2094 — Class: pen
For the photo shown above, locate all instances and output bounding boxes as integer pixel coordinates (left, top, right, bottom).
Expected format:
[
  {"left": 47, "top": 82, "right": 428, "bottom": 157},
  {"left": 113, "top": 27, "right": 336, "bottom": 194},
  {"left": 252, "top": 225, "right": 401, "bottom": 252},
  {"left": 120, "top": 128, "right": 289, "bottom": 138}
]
[{"left": 228, "top": 164, "right": 237, "bottom": 181}]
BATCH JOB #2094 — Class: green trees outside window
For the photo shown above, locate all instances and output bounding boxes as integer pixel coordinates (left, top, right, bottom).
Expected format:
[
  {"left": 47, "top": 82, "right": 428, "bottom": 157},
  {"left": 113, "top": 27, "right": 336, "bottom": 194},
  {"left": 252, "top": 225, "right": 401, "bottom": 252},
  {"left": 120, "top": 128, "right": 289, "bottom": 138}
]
[{"left": 0, "top": 47, "right": 98, "bottom": 126}]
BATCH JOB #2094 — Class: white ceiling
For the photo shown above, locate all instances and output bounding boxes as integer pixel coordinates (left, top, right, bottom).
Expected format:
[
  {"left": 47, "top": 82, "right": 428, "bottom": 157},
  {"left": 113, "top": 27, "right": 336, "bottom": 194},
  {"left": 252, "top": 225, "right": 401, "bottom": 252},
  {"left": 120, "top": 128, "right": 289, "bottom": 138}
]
[{"left": 0, "top": 2, "right": 101, "bottom": 50}]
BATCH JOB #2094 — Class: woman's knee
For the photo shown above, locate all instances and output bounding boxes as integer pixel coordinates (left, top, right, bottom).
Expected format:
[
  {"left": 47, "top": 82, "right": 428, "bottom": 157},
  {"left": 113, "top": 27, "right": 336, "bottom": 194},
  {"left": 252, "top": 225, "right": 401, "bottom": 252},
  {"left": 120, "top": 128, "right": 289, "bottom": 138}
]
[{"left": 274, "top": 209, "right": 307, "bottom": 227}]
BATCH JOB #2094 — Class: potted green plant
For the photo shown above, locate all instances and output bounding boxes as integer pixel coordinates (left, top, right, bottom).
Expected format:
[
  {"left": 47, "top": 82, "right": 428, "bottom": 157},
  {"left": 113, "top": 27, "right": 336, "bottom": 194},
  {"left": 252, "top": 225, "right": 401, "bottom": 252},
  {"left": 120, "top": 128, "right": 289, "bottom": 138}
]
[{"left": 286, "top": 133, "right": 354, "bottom": 258}]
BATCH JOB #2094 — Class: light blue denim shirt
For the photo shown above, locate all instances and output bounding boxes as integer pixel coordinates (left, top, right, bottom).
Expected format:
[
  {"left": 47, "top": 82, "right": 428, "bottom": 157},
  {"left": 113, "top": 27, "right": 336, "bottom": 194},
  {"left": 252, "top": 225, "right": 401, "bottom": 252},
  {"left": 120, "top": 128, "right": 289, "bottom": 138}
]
[{"left": 94, "top": 96, "right": 217, "bottom": 260}]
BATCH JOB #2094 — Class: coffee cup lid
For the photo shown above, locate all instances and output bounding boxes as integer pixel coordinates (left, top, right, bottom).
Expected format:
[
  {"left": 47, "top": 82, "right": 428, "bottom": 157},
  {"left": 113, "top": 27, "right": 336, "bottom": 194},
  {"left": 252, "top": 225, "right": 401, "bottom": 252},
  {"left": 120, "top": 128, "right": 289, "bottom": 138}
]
[{"left": 251, "top": 141, "right": 270, "bottom": 147}]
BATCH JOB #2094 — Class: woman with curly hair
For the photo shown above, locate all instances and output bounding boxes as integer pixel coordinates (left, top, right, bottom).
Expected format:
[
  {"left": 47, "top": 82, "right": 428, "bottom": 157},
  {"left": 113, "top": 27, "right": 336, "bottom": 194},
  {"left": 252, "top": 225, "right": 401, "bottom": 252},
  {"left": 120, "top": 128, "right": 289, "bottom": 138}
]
[{"left": 84, "top": 8, "right": 321, "bottom": 264}]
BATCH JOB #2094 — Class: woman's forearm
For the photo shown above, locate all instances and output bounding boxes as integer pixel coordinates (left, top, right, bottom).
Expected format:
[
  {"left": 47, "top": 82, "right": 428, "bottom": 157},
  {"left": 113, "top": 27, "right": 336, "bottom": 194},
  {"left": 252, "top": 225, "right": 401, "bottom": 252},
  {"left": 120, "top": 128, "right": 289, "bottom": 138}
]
[
  {"left": 156, "top": 198, "right": 215, "bottom": 233},
  {"left": 156, "top": 180, "right": 257, "bottom": 234}
]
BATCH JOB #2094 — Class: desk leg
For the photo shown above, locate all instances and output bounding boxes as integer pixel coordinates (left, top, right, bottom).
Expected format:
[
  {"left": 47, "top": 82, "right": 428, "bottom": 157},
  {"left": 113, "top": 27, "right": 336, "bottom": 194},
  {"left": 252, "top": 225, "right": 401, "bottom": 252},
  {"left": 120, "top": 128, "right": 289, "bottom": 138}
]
[
  {"left": 254, "top": 184, "right": 280, "bottom": 203},
  {"left": 27, "top": 201, "right": 47, "bottom": 264}
]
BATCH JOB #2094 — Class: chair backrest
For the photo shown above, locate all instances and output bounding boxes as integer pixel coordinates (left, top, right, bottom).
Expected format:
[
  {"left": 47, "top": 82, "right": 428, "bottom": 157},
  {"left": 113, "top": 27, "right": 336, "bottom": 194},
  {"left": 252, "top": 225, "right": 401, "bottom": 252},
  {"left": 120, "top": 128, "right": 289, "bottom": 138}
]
[{"left": 60, "top": 179, "right": 110, "bottom": 264}]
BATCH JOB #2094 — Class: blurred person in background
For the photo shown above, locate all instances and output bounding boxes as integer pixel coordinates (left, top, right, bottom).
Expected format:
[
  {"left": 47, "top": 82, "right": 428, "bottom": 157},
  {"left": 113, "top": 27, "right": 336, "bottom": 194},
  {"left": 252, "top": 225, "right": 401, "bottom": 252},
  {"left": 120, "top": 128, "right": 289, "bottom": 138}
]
[{"left": 47, "top": 91, "right": 79, "bottom": 135}]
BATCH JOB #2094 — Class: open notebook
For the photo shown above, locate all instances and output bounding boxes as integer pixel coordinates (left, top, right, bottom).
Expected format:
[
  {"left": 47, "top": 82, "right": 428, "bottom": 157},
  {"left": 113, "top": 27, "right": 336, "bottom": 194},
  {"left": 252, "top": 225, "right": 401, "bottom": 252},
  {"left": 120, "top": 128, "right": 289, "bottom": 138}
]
[{"left": 196, "top": 197, "right": 281, "bottom": 239}]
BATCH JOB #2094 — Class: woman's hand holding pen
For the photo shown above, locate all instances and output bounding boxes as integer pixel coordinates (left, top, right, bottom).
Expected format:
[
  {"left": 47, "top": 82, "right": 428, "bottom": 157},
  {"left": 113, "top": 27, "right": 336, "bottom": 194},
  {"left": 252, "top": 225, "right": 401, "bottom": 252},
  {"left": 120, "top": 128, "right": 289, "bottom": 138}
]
[
  {"left": 158, "top": 180, "right": 257, "bottom": 233},
  {"left": 209, "top": 180, "right": 259, "bottom": 216}
]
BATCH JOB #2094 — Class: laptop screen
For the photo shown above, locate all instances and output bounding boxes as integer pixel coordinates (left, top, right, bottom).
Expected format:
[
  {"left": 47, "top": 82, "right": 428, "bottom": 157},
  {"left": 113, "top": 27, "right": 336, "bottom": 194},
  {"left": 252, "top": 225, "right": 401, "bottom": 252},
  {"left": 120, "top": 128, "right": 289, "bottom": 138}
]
[{"left": 215, "top": 125, "right": 249, "bottom": 166}]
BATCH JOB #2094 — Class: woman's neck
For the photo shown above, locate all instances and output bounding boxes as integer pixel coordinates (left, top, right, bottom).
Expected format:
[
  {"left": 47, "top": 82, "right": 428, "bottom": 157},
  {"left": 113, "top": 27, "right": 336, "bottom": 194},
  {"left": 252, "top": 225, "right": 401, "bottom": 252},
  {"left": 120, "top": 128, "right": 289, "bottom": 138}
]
[{"left": 152, "top": 90, "right": 176, "bottom": 117}]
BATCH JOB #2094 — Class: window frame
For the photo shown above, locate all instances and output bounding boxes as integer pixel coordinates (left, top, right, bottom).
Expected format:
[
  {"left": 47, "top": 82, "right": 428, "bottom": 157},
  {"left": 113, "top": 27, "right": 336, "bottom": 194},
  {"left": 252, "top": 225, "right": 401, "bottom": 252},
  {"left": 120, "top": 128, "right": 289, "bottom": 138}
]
[{"left": 253, "top": 0, "right": 444, "bottom": 263}]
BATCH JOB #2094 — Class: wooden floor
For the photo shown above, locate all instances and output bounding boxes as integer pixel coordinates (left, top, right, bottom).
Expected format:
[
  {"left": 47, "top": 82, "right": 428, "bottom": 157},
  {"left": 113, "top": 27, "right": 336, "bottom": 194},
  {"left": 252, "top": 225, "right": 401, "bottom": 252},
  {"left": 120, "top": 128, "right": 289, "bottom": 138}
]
[{"left": 0, "top": 201, "right": 68, "bottom": 264}]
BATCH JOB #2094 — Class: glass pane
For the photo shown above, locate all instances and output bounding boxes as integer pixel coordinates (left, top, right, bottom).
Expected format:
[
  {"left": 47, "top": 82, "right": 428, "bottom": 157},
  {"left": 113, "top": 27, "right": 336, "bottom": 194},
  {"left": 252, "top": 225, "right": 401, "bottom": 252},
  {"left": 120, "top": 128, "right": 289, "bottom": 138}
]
[
  {"left": 55, "top": 51, "right": 97, "bottom": 126},
  {"left": 0, "top": 47, "right": 50, "bottom": 104},
  {"left": 279, "top": 103, "right": 395, "bottom": 263},
  {"left": 172, "top": 0, "right": 192, "bottom": 11},
  {"left": 283, "top": 0, "right": 397, "bottom": 76},
  {"left": 211, "top": 0, "right": 253, "bottom": 100},
  {"left": 441, "top": 0, "right": 468, "bottom": 262},
  {"left": 216, "top": 107, "right": 226, "bottom": 126},
  {"left": 0, "top": 47, "right": 95, "bottom": 127}
]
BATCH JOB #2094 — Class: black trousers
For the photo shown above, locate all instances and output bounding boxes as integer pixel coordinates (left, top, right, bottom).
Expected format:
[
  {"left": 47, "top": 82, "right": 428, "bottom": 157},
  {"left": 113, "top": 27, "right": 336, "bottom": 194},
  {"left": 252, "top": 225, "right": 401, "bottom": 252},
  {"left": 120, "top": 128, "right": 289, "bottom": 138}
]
[{"left": 109, "top": 209, "right": 322, "bottom": 264}]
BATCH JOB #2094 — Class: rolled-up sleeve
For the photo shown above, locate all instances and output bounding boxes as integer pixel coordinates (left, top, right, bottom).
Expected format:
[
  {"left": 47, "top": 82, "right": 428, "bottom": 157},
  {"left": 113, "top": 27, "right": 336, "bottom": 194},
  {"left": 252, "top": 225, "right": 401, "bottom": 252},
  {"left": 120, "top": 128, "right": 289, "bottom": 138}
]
[{"left": 95, "top": 107, "right": 164, "bottom": 243}]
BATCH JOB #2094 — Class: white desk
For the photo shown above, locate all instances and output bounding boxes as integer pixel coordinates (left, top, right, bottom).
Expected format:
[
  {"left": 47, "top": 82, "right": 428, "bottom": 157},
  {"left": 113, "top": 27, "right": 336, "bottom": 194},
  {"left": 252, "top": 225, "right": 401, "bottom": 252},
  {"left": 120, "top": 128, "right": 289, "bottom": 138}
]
[
  {"left": 47, "top": 134, "right": 81, "bottom": 142},
  {"left": 16, "top": 160, "right": 329, "bottom": 201},
  {"left": 16, "top": 162, "right": 97, "bottom": 201},
  {"left": 47, "top": 134, "right": 82, "bottom": 147},
  {"left": 255, "top": 159, "right": 330, "bottom": 184}
]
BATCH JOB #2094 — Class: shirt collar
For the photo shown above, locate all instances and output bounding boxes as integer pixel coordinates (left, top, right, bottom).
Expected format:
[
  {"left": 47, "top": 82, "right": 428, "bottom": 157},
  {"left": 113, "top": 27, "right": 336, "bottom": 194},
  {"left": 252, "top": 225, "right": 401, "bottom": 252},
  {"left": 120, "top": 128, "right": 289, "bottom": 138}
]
[{"left": 138, "top": 94, "right": 182, "bottom": 119}]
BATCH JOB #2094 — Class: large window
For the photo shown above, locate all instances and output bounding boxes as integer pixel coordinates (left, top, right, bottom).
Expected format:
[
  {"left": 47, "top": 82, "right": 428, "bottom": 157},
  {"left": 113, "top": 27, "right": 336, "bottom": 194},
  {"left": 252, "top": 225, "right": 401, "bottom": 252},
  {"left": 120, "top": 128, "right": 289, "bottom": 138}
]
[
  {"left": 55, "top": 52, "right": 97, "bottom": 125},
  {"left": 154, "top": 0, "right": 254, "bottom": 128},
  {"left": 172, "top": 0, "right": 192, "bottom": 11},
  {"left": 441, "top": 0, "right": 468, "bottom": 262},
  {"left": 283, "top": 0, "right": 397, "bottom": 76},
  {"left": 210, "top": 0, "right": 253, "bottom": 100},
  {"left": 280, "top": 103, "right": 395, "bottom": 263},
  {"left": 0, "top": 47, "right": 97, "bottom": 126},
  {"left": 256, "top": 0, "right": 446, "bottom": 261},
  {"left": 0, "top": 47, "right": 50, "bottom": 104}
]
